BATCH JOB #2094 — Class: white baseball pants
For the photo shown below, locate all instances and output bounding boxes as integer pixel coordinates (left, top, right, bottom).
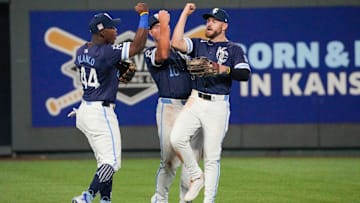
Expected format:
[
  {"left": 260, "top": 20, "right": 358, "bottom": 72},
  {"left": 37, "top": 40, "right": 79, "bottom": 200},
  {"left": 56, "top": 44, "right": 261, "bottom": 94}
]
[
  {"left": 170, "top": 90, "right": 230, "bottom": 203},
  {"left": 152, "top": 97, "right": 202, "bottom": 203},
  {"left": 76, "top": 100, "right": 122, "bottom": 171}
]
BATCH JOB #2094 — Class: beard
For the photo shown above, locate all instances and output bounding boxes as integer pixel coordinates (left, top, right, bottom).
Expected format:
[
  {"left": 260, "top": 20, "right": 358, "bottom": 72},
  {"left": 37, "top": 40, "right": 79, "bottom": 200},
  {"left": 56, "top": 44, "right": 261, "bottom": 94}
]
[{"left": 205, "top": 28, "right": 222, "bottom": 39}]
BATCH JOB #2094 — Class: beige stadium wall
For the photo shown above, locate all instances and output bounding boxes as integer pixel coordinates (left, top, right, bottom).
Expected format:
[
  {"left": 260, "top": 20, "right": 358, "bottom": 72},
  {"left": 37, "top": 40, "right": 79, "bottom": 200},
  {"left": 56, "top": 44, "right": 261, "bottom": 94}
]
[{"left": 10, "top": 0, "right": 360, "bottom": 153}]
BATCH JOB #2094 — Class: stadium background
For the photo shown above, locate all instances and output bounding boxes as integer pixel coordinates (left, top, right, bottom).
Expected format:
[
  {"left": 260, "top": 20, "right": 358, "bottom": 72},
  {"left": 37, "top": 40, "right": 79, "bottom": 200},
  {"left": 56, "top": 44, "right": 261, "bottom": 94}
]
[{"left": 0, "top": 0, "right": 359, "bottom": 156}]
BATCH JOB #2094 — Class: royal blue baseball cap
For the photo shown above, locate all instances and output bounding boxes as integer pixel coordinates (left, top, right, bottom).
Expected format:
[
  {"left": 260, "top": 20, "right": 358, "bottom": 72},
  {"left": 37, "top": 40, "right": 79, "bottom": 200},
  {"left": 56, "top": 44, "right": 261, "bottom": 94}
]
[
  {"left": 149, "top": 13, "right": 159, "bottom": 29},
  {"left": 202, "top": 8, "right": 229, "bottom": 23},
  {"left": 89, "top": 13, "right": 121, "bottom": 33}
]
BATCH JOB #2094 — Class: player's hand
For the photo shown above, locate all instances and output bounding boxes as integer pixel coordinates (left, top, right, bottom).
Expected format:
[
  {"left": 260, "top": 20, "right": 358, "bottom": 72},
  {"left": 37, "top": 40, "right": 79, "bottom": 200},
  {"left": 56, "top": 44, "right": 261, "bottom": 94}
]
[
  {"left": 183, "top": 3, "right": 196, "bottom": 16},
  {"left": 134, "top": 2, "right": 149, "bottom": 14},
  {"left": 158, "top": 10, "right": 170, "bottom": 25}
]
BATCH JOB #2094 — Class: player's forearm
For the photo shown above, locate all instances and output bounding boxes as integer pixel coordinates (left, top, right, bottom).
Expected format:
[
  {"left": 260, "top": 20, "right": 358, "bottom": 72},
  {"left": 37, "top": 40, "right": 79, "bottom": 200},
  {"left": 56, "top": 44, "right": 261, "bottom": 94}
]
[
  {"left": 217, "top": 63, "right": 250, "bottom": 81},
  {"left": 129, "top": 28, "right": 148, "bottom": 57},
  {"left": 129, "top": 12, "right": 149, "bottom": 57},
  {"left": 230, "top": 69, "right": 251, "bottom": 81},
  {"left": 171, "top": 11, "right": 188, "bottom": 52},
  {"left": 157, "top": 22, "right": 170, "bottom": 60}
]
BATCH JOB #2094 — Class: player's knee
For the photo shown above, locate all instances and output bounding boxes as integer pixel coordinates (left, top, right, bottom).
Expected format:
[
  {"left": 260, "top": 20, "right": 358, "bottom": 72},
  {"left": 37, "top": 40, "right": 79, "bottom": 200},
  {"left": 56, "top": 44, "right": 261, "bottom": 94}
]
[
  {"left": 169, "top": 136, "right": 178, "bottom": 150},
  {"left": 170, "top": 133, "right": 186, "bottom": 150},
  {"left": 167, "top": 159, "right": 181, "bottom": 170},
  {"left": 193, "top": 149, "right": 203, "bottom": 161},
  {"left": 96, "top": 164, "right": 115, "bottom": 183}
]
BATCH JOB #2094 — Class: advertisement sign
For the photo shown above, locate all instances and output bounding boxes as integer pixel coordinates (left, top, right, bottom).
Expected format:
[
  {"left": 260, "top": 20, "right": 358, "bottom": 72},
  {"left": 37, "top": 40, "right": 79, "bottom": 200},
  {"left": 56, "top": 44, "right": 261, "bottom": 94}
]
[{"left": 30, "top": 7, "right": 360, "bottom": 126}]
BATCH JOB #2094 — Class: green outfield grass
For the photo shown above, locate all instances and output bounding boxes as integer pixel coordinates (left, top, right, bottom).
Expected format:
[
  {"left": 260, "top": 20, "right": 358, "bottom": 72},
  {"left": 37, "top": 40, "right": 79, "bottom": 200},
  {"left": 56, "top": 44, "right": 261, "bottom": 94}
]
[{"left": 0, "top": 157, "right": 359, "bottom": 203}]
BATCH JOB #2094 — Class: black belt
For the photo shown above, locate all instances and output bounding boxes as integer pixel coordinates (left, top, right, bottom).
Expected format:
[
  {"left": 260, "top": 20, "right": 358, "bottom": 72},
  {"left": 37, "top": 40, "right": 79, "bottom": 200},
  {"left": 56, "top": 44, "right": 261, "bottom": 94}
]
[
  {"left": 102, "top": 101, "right": 114, "bottom": 107},
  {"left": 198, "top": 92, "right": 212, "bottom": 101}
]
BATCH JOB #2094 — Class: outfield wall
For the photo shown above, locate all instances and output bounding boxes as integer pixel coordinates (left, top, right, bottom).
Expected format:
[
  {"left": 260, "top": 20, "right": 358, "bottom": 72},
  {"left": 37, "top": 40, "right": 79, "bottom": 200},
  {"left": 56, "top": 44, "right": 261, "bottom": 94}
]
[{"left": 10, "top": 0, "right": 360, "bottom": 153}]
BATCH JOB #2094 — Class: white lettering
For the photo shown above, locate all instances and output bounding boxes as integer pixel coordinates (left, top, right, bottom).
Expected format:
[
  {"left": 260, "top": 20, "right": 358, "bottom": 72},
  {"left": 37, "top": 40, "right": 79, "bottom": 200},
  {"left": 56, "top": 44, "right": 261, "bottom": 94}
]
[
  {"left": 325, "top": 41, "right": 350, "bottom": 68},
  {"left": 304, "top": 73, "right": 325, "bottom": 95},
  {"left": 77, "top": 54, "right": 95, "bottom": 66},
  {"left": 237, "top": 40, "right": 360, "bottom": 70},
  {"left": 248, "top": 43, "right": 272, "bottom": 70},
  {"left": 327, "top": 72, "right": 347, "bottom": 95},
  {"left": 349, "top": 72, "right": 360, "bottom": 95},
  {"left": 355, "top": 41, "right": 360, "bottom": 67},
  {"left": 240, "top": 71, "right": 360, "bottom": 97},
  {"left": 239, "top": 74, "right": 271, "bottom": 97},
  {"left": 274, "top": 42, "right": 296, "bottom": 69},
  {"left": 297, "top": 42, "right": 319, "bottom": 68},
  {"left": 282, "top": 73, "right": 302, "bottom": 96},
  {"left": 251, "top": 74, "right": 271, "bottom": 96},
  {"left": 240, "top": 82, "right": 249, "bottom": 97}
]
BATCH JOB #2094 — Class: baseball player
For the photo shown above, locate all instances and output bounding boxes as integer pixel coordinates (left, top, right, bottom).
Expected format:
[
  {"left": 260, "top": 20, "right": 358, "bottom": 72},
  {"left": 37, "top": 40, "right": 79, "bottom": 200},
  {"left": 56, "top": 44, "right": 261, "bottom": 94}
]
[
  {"left": 170, "top": 3, "right": 251, "bottom": 203},
  {"left": 144, "top": 11, "right": 202, "bottom": 203},
  {"left": 71, "top": 3, "right": 149, "bottom": 203}
]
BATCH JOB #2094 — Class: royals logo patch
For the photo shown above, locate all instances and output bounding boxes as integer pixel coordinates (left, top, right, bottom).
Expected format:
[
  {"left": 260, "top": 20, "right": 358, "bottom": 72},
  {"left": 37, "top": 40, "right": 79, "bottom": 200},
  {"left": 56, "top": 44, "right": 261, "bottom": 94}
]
[{"left": 216, "top": 46, "right": 229, "bottom": 65}]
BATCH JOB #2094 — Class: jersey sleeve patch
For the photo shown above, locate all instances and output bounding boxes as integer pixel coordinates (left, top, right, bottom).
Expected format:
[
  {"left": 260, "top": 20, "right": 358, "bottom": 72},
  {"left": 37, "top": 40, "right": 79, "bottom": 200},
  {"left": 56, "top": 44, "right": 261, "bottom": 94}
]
[
  {"left": 121, "top": 42, "right": 130, "bottom": 60},
  {"left": 106, "top": 42, "right": 130, "bottom": 65},
  {"left": 144, "top": 47, "right": 162, "bottom": 68},
  {"left": 234, "top": 63, "right": 251, "bottom": 71},
  {"left": 184, "top": 37, "right": 193, "bottom": 54},
  {"left": 150, "top": 48, "right": 162, "bottom": 67}
]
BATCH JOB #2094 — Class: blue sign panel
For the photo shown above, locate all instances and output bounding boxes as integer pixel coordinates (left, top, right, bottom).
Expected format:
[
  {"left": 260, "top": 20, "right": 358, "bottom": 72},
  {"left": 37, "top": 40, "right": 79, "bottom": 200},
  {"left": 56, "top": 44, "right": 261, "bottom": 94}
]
[{"left": 30, "top": 7, "right": 360, "bottom": 126}]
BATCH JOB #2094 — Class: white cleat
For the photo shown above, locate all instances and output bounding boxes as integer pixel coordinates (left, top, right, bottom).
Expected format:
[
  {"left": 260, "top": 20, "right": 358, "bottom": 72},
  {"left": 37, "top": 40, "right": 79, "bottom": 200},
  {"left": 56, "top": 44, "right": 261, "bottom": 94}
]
[
  {"left": 71, "top": 191, "right": 93, "bottom": 203},
  {"left": 151, "top": 194, "right": 168, "bottom": 203},
  {"left": 150, "top": 194, "right": 157, "bottom": 203},
  {"left": 184, "top": 175, "right": 204, "bottom": 202}
]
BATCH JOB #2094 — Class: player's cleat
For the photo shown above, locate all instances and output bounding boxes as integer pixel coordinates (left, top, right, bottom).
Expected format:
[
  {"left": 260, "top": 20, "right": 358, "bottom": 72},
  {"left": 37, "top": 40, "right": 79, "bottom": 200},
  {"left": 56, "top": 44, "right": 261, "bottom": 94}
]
[
  {"left": 151, "top": 194, "right": 167, "bottom": 203},
  {"left": 100, "top": 196, "right": 111, "bottom": 203},
  {"left": 150, "top": 194, "right": 157, "bottom": 203},
  {"left": 183, "top": 174, "right": 204, "bottom": 201},
  {"left": 71, "top": 191, "right": 93, "bottom": 203}
]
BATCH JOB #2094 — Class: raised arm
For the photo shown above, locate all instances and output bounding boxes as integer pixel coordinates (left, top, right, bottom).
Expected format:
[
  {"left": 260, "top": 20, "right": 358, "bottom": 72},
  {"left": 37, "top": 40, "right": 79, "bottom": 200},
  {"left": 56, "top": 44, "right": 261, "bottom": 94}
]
[
  {"left": 129, "top": 2, "right": 149, "bottom": 57},
  {"left": 171, "top": 3, "right": 196, "bottom": 53},
  {"left": 155, "top": 10, "right": 171, "bottom": 63}
]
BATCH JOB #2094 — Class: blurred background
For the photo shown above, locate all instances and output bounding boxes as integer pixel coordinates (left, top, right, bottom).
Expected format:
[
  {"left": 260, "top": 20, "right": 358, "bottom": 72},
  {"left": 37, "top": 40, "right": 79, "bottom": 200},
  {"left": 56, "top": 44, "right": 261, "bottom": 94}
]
[{"left": 1, "top": 0, "right": 359, "bottom": 157}]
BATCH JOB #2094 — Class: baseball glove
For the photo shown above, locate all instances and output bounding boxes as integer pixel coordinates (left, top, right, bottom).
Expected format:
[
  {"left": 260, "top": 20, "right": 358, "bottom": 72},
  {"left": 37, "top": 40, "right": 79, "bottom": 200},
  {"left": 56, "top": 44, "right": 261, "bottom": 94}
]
[
  {"left": 116, "top": 60, "right": 136, "bottom": 83},
  {"left": 186, "top": 57, "right": 220, "bottom": 77}
]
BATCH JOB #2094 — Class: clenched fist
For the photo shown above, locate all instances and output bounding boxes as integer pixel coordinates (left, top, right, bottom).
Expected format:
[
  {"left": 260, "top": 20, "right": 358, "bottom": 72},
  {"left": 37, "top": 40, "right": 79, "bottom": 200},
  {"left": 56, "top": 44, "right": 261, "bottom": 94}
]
[
  {"left": 134, "top": 2, "right": 149, "bottom": 14},
  {"left": 183, "top": 3, "right": 196, "bottom": 16},
  {"left": 158, "top": 10, "right": 170, "bottom": 25}
]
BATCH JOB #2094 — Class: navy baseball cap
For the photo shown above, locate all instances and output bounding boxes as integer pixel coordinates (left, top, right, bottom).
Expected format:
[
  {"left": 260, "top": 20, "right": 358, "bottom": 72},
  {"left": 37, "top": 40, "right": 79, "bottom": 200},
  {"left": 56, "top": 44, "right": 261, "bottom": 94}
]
[
  {"left": 202, "top": 8, "right": 229, "bottom": 23},
  {"left": 89, "top": 13, "right": 121, "bottom": 33},
  {"left": 149, "top": 13, "right": 159, "bottom": 29}
]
